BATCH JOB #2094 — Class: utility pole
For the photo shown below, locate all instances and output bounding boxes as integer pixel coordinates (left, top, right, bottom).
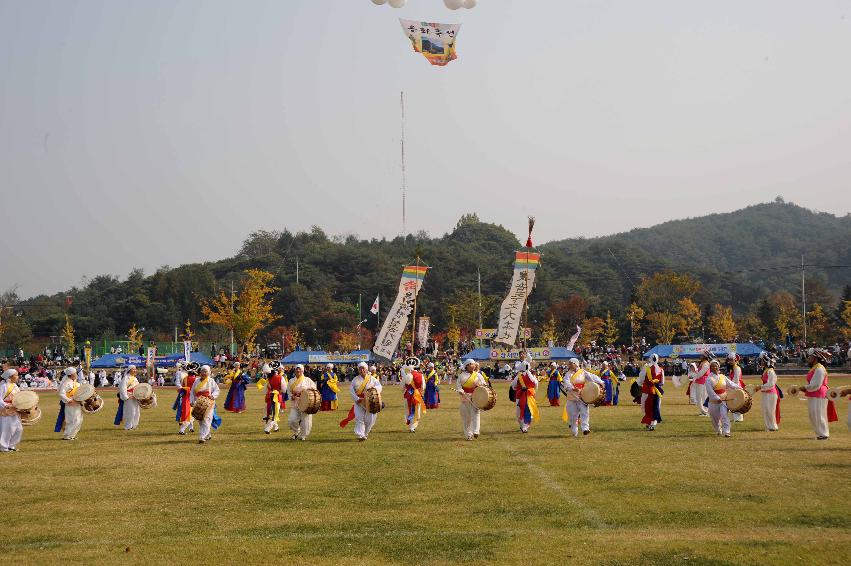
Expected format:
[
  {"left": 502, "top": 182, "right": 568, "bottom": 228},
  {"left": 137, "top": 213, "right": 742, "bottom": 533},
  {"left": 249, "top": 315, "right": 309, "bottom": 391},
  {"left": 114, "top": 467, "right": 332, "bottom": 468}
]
[
  {"left": 358, "top": 294, "right": 362, "bottom": 350},
  {"left": 477, "top": 268, "right": 483, "bottom": 347},
  {"left": 801, "top": 255, "right": 807, "bottom": 346},
  {"left": 230, "top": 280, "right": 235, "bottom": 356},
  {"left": 296, "top": 256, "right": 299, "bottom": 285},
  {"left": 400, "top": 91, "right": 406, "bottom": 237}
]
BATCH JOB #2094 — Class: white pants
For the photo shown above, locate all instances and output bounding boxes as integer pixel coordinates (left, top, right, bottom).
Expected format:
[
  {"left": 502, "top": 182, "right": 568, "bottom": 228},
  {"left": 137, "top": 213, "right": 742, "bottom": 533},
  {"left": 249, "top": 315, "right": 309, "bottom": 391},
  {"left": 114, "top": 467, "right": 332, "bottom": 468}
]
[
  {"left": 288, "top": 407, "right": 312, "bottom": 439},
  {"left": 760, "top": 392, "right": 779, "bottom": 431},
  {"left": 566, "top": 400, "right": 589, "bottom": 436},
  {"left": 693, "top": 384, "right": 708, "bottom": 415},
  {"left": 459, "top": 400, "right": 480, "bottom": 439},
  {"left": 688, "top": 380, "right": 697, "bottom": 405},
  {"left": 353, "top": 403, "right": 377, "bottom": 439},
  {"left": 179, "top": 418, "right": 194, "bottom": 433},
  {"left": 708, "top": 401, "right": 730, "bottom": 435},
  {"left": 123, "top": 398, "right": 140, "bottom": 430},
  {"left": 64, "top": 403, "right": 83, "bottom": 439},
  {"left": 514, "top": 405, "right": 530, "bottom": 432},
  {"left": 198, "top": 403, "right": 215, "bottom": 440},
  {"left": 807, "top": 397, "right": 829, "bottom": 438},
  {"left": 0, "top": 415, "right": 23, "bottom": 450}
]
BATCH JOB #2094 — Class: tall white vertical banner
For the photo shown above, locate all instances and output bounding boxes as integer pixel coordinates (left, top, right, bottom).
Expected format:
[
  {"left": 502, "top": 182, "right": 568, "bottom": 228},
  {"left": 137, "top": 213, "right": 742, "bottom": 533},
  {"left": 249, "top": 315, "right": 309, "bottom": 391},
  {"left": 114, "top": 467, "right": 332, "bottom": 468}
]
[
  {"left": 373, "top": 265, "right": 427, "bottom": 360},
  {"left": 495, "top": 251, "right": 540, "bottom": 347},
  {"left": 417, "top": 316, "right": 430, "bottom": 349},
  {"left": 183, "top": 340, "right": 192, "bottom": 362}
]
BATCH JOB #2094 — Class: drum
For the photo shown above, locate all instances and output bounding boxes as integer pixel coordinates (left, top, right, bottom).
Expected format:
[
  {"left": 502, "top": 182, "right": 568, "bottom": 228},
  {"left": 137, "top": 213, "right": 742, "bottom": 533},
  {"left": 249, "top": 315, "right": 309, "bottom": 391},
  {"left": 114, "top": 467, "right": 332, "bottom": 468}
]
[
  {"left": 13, "top": 390, "right": 42, "bottom": 426},
  {"left": 82, "top": 393, "right": 104, "bottom": 414},
  {"left": 364, "top": 388, "right": 382, "bottom": 414},
  {"left": 133, "top": 383, "right": 156, "bottom": 409},
  {"left": 191, "top": 396, "right": 214, "bottom": 421},
  {"left": 471, "top": 386, "right": 496, "bottom": 411},
  {"left": 297, "top": 389, "right": 321, "bottom": 414},
  {"left": 726, "top": 388, "right": 753, "bottom": 414},
  {"left": 72, "top": 383, "right": 95, "bottom": 402},
  {"left": 580, "top": 381, "right": 604, "bottom": 406}
]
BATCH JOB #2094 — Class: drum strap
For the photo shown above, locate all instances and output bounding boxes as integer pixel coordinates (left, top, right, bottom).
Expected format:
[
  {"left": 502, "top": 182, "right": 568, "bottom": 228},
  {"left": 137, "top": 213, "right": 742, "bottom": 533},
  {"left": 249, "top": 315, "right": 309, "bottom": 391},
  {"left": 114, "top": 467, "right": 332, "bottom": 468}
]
[
  {"left": 462, "top": 372, "right": 479, "bottom": 391},
  {"left": 68, "top": 383, "right": 79, "bottom": 400},
  {"left": 291, "top": 375, "right": 304, "bottom": 397},
  {"left": 2, "top": 383, "right": 17, "bottom": 403},
  {"left": 356, "top": 376, "right": 371, "bottom": 397}
]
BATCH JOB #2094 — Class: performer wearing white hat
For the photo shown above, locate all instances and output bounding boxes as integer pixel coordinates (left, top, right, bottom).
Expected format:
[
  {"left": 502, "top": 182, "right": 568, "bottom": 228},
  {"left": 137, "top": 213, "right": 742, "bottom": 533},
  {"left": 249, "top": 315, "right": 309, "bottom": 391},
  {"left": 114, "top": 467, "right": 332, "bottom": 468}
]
[
  {"left": 705, "top": 360, "right": 741, "bottom": 437},
  {"left": 287, "top": 364, "right": 317, "bottom": 440},
  {"left": 757, "top": 352, "right": 780, "bottom": 431},
  {"left": 339, "top": 362, "right": 383, "bottom": 441},
  {"left": 189, "top": 365, "right": 221, "bottom": 444},
  {"left": 456, "top": 359, "right": 488, "bottom": 440},
  {"left": 688, "top": 352, "right": 713, "bottom": 416},
  {"left": 562, "top": 358, "right": 604, "bottom": 437},
  {"left": 116, "top": 365, "right": 141, "bottom": 430},
  {"left": 725, "top": 353, "right": 745, "bottom": 422},
  {"left": 56, "top": 367, "right": 83, "bottom": 440},
  {"left": 0, "top": 369, "right": 22, "bottom": 452},
  {"left": 802, "top": 348, "right": 837, "bottom": 440},
  {"left": 637, "top": 354, "right": 664, "bottom": 430}
]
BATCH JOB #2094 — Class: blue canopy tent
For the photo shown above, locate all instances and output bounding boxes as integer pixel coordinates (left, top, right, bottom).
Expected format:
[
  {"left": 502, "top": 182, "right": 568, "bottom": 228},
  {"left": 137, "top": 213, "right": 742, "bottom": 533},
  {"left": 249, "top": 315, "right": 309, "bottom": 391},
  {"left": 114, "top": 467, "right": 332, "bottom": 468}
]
[
  {"left": 465, "top": 347, "right": 578, "bottom": 362},
  {"left": 90, "top": 352, "right": 215, "bottom": 369},
  {"left": 282, "top": 350, "right": 374, "bottom": 365},
  {"left": 642, "top": 343, "right": 765, "bottom": 360}
]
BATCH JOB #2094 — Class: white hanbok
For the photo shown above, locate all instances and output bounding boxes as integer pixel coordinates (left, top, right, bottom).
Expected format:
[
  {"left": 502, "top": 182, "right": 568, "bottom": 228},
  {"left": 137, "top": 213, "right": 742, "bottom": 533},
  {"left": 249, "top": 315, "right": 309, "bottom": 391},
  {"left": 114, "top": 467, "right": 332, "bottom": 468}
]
[
  {"left": 287, "top": 375, "right": 317, "bottom": 440},
  {"left": 119, "top": 374, "right": 141, "bottom": 430},
  {"left": 456, "top": 371, "right": 488, "bottom": 440},
  {"left": 189, "top": 376, "right": 220, "bottom": 441},
  {"left": 705, "top": 373, "right": 740, "bottom": 436},
  {"left": 563, "top": 369, "right": 604, "bottom": 436},
  {"left": 0, "top": 381, "right": 23, "bottom": 451},
  {"left": 58, "top": 377, "right": 83, "bottom": 439},
  {"left": 350, "top": 374, "right": 382, "bottom": 440}
]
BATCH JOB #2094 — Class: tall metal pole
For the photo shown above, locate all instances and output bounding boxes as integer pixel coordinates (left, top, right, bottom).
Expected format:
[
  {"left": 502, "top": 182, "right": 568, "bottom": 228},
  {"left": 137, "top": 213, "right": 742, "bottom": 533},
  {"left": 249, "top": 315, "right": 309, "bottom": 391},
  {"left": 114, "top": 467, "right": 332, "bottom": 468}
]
[
  {"left": 358, "top": 293, "right": 362, "bottom": 350},
  {"left": 230, "top": 280, "right": 235, "bottom": 356},
  {"left": 400, "top": 91, "right": 406, "bottom": 237},
  {"left": 477, "top": 268, "right": 483, "bottom": 348},
  {"left": 801, "top": 255, "right": 807, "bottom": 345},
  {"left": 296, "top": 256, "right": 299, "bottom": 285}
]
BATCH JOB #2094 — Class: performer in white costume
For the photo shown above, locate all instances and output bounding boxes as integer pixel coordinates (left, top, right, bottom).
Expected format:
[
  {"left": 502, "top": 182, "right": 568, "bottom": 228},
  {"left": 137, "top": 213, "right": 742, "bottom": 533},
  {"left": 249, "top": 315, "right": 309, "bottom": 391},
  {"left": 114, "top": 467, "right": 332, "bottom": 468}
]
[{"left": 287, "top": 364, "right": 317, "bottom": 440}]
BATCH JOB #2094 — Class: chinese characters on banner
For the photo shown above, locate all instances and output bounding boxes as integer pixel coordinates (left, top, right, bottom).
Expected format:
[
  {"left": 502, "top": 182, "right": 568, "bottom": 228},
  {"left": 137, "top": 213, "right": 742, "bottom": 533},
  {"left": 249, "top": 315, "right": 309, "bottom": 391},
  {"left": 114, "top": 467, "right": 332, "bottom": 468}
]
[
  {"left": 184, "top": 340, "right": 192, "bottom": 363},
  {"left": 399, "top": 19, "right": 461, "bottom": 66},
  {"left": 495, "top": 251, "right": 541, "bottom": 347},
  {"left": 373, "top": 265, "right": 428, "bottom": 360},
  {"left": 417, "top": 316, "right": 430, "bottom": 349}
]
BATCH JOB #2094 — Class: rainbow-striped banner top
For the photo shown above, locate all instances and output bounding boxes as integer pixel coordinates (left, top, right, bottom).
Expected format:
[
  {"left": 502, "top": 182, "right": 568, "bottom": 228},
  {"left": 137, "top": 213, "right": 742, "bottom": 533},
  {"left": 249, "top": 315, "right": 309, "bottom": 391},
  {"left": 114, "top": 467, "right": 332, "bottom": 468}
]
[
  {"left": 514, "top": 251, "right": 541, "bottom": 270},
  {"left": 403, "top": 265, "right": 429, "bottom": 280}
]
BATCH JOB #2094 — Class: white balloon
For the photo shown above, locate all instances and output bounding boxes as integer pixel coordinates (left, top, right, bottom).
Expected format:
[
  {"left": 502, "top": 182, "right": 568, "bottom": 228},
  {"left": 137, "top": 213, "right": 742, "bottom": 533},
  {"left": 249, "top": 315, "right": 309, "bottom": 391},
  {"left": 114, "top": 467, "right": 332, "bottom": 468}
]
[
  {"left": 444, "top": 0, "right": 463, "bottom": 10},
  {"left": 463, "top": 0, "right": 477, "bottom": 8},
  {"left": 388, "top": 0, "right": 406, "bottom": 7},
  {"left": 371, "top": 0, "right": 387, "bottom": 5}
]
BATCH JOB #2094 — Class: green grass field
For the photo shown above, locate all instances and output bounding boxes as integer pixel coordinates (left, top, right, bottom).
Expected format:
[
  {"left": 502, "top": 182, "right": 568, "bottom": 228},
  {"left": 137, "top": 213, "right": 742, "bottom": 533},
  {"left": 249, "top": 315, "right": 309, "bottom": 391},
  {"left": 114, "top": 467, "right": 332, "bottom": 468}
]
[{"left": 6, "top": 375, "right": 851, "bottom": 565}]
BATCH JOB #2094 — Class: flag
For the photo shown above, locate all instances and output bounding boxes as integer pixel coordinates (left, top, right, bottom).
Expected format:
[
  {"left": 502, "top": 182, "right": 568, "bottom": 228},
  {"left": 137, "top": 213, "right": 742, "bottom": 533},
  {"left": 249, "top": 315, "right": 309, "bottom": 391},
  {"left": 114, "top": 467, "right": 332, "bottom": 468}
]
[
  {"left": 566, "top": 326, "right": 581, "bottom": 351},
  {"left": 373, "top": 265, "right": 428, "bottom": 360},
  {"left": 399, "top": 19, "right": 461, "bottom": 67},
  {"left": 495, "top": 251, "right": 541, "bottom": 347},
  {"left": 370, "top": 295, "right": 380, "bottom": 315}
]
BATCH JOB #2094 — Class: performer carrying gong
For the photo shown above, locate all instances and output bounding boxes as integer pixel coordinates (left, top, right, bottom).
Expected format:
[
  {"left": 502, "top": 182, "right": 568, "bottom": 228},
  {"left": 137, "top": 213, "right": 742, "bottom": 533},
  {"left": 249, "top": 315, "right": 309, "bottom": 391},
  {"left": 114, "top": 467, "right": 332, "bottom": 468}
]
[
  {"left": 756, "top": 352, "right": 780, "bottom": 431},
  {"left": 725, "top": 353, "right": 746, "bottom": 423},
  {"left": 287, "top": 364, "right": 317, "bottom": 441},
  {"left": 0, "top": 369, "right": 22, "bottom": 452}
]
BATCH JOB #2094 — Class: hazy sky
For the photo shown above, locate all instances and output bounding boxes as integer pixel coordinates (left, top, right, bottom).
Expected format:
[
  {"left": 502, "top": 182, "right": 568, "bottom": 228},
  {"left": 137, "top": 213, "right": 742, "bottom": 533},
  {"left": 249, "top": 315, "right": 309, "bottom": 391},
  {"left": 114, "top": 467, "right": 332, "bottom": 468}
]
[{"left": 2, "top": 1, "right": 850, "bottom": 298}]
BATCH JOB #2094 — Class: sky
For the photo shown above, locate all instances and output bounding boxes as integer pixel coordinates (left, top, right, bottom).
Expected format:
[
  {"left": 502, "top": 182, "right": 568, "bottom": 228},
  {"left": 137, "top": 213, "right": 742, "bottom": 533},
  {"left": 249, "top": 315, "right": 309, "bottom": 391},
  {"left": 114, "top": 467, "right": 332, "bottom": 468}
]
[{"left": 1, "top": 0, "right": 850, "bottom": 298}]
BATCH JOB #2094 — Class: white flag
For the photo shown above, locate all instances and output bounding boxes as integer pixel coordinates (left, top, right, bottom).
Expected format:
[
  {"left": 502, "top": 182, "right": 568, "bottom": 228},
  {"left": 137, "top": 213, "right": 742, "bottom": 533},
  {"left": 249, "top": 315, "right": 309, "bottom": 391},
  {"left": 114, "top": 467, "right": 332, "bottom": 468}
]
[
  {"left": 370, "top": 295, "right": 380, "bottom": 315},
  {"left": 495, "top": 251, "right": 540, "bottom": 347},
  {"left": 373, "top": 266, "right": 427, "bottom": 360}
]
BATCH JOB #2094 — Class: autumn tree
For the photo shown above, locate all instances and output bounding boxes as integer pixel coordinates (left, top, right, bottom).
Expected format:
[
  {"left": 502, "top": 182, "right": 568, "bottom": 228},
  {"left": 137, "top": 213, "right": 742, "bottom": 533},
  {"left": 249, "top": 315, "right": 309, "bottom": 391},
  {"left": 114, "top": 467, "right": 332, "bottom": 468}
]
[
  {"left": 626, "top": 303, "right": 644, "bottom": 346},
  {"left": 770, "top": 291, "right": 802, "bottom": 340},
  {"left": 839, "top": 301, "right": 851, "bottom": 340},
  {"left": 708, "top": 304, "right": 737, "bottom": 341},
  {"left": 201, "top": 269, "right": 280, "bottom": 355},
  {"left": 600, "top": 311, "right": 619, "bottom": 346},
  {"left": 635, "top": 272, "right": 701, "bottom": 313},
  {"left": 331, "top": 330, "right": 359, "bottom": 352},
  {"left": 577, "top": 316, "right": 604, "bottom": 348},
  {"left": 539, "top": 315, "right": 559, "bottom": 346},
  {"left": 546, "top": 295, "right": 589, "bottom": 338},
  {"left": 646, "top": 311, "right": 679, "bottom": 343},
  {"left": 127, "top": 324, "right": 143, "bottom": 353},
  {"left": 678, "top": 298, "right": 702, "bottom": 339},
  {"left": 806, "top": 304, "right": 832, "bottom": 344},
  {"left": 62, "top": 314, "right": 76, "bottom": 357}
]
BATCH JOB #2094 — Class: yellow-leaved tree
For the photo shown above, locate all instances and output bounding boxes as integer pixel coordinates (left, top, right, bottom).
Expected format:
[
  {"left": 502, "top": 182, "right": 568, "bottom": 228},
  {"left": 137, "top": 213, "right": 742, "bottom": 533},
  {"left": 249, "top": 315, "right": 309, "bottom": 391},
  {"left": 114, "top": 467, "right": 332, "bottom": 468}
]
[
  {"left": 539, "top": 314, "right": 559, "bottom": 346},
  {"left": 678, "top": 297, "right": 702, "bottom": 339},
  {"left": 600, "top": 311, "right": 619, "bottom": 346},
  {"left": 62, "top": 314, "right": 75, "bottom": 357},
  {"left": 840, "top": 301, "right": 851, "bottom": 340},
  {"left": 201, "top": 269, "right": 280, "bottom": 355},
  {"left": 708, "top": 304, "right": 737, "bottom": 341},
  {"left": 127, "top": 324, "right": 143, "bottom": 353}
]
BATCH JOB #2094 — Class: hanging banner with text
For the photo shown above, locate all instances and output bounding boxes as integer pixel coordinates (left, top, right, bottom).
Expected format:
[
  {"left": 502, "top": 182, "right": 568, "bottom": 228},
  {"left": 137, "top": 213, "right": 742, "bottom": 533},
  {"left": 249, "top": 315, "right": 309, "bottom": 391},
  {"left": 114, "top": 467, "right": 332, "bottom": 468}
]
[
  {"left": 373, "top": 265, "right": 428, "bottom": 360},
  {"left": 184, "top": 341, "right": 192, "bottom": 362},
  {"left": 417, "top": 316, "right": 430, "bottom": 349},
  {"left": 495, "top": 251, "right": 540, "bottom": 347}
]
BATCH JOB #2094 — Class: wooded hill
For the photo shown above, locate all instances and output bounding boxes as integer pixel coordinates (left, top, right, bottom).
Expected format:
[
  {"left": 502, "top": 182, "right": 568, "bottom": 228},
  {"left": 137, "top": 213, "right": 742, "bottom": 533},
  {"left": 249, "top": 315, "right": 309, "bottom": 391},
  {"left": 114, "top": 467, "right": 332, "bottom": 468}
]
[{"left": 4, "top": 200, "right": 850, "bottom": 350}]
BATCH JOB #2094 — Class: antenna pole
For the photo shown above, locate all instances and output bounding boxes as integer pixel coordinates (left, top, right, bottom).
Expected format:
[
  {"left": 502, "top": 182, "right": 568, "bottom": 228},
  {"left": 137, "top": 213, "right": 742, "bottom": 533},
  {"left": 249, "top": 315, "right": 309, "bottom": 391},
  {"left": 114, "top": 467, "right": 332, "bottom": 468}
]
[{"left": 401, "top": 91, "right": 406, "bottom": 237}]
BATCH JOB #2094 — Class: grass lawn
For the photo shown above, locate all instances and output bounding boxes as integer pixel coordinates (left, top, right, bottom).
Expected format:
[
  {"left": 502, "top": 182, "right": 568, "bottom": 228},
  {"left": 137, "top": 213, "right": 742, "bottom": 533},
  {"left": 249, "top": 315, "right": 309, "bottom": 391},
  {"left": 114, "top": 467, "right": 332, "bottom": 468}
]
[{"left": 6, "top": 374, "right": 851, "bottom": 565}]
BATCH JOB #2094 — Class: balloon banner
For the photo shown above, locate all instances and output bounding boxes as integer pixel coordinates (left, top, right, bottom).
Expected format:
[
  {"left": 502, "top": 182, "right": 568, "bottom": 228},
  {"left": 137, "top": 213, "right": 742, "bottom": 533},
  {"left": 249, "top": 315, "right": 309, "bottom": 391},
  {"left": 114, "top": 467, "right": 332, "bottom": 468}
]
[
  {"left": 399, "top": 19, "right": 461, "bottom": 66},
  {"left": 495, "top": 251, "right": 540, "bottom": 347},
  {"left": 373, "top": 265, "right": 428, "bottom": 360}
]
